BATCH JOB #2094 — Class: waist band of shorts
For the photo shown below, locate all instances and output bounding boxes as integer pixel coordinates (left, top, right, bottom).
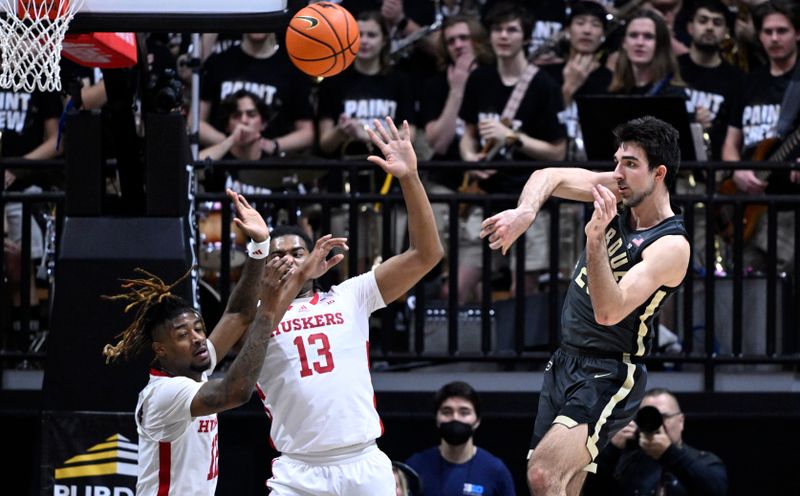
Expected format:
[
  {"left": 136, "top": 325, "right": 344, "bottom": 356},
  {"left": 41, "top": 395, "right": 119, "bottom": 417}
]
[
  {"left": 282, "top": 441, "right": 379, "bottom": 465},
  {"left": 559, "top": 344, "right": 646, "bottom": 364}
]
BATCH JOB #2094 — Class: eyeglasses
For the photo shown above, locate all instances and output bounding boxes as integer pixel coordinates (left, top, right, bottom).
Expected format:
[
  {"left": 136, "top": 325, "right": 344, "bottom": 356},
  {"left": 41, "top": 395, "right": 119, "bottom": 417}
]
[
  {"left": 446, "top": 33, "right": 470, "bottom": 45},
  {"left": 661, "top": 411, "right": 682, "bottom": 419}
]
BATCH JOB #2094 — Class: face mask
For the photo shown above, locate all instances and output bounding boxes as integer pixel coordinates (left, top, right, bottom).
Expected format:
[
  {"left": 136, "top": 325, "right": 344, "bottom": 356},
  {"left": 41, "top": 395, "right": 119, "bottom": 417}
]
[{"left": 439, "top": 420, "right": 474, "bottom": 445}]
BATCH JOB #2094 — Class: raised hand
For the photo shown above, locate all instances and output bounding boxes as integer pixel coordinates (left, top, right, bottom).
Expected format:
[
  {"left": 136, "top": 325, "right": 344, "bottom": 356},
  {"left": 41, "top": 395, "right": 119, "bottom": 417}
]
[
  {"left": 610, "top": 421, "right": 637, "bottom": 450},
  {"left": 447, "top": 53, "right": 475, "bottom": 91},
  {"left": 262, "top": 255, "right": 293, "bottom": 293},
  {"left": 298, "top": 234, "right": 349, "bottom": 280},
  {"left": 480, "top": 207, "right": 537, "bottom": 256},
  {"left": 366, "top": 117, "right": 416, "bottom": 179},
  {"left": 563, "top": 53, "right": 598, "bottom": 95},
  {"left": 381, "top": 0, "right": 404, "bottom": 26},
  {"left": 232, "top": 122, "right": 261, "bottom": 145},
  {"left": 585, "top": 184, "right": 617, "bottom": 240},
  {"left": 227, "top": 189, "right": 269, "bottom": 242},
  {"left": 639, "top": 426, "right": 672, "bottom": 460}
]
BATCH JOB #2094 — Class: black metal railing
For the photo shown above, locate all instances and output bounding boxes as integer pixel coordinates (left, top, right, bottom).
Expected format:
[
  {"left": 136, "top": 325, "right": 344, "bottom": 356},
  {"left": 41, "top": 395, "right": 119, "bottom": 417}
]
[
  {"left": 2, "top": 158, "right": 799, "bottom": 390},
  {"left": 1, "top": 159, "right": 66, "bottom": 365}
]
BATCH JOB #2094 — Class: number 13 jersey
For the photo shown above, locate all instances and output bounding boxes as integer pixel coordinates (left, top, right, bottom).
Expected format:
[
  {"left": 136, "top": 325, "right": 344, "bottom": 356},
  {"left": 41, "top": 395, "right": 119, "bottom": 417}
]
[{"left": 256, "top": 271, "right": 386, "bottom": 455}]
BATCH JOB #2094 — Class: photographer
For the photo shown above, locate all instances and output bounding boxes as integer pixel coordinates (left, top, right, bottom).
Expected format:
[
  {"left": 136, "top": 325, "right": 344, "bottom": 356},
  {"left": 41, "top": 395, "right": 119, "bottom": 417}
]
[{"left": 585, "top": 388, "right": 728, "bottom": 496}]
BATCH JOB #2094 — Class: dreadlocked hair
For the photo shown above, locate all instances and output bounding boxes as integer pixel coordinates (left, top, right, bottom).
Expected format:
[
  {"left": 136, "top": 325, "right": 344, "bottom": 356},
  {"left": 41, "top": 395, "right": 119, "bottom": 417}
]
[{"left": 102, "top": 267, "right": 195, "bottom": 364}]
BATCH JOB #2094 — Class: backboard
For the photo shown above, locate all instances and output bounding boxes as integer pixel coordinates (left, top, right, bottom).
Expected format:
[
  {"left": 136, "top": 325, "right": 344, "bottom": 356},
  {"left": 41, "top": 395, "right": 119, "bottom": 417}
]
[{"left": 6, "top": 0, "right": 304, "bottom": 33}]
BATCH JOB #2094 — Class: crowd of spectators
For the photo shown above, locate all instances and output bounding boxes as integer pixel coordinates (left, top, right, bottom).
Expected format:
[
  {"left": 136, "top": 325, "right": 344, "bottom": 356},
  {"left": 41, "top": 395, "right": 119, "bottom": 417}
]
[{"left": 3, "top": 0, "right": 799, "bottom": 349}]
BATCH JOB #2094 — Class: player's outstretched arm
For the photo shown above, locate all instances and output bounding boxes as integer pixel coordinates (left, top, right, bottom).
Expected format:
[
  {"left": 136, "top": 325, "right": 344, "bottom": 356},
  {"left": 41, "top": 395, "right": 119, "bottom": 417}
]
[
  {"left": 207, "top": 189, "right": 270, "bottom": 359},
  {"left": 480, "top": 168, "right": 620, "bottom": 255},
  {"left": 190, "top": 234, "right": 347, "bottom": 417},
  {"left": 585, "top": 185, "right": 689, "bottom": 325},
  {"left": 366, "top": 117, "right": 444, "bottom": 304}
]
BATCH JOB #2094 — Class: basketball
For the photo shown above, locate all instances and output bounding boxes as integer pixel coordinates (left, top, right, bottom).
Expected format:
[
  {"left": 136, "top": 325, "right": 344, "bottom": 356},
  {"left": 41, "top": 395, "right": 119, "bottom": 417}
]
[{"left": 285, "top": 2, "right": 360, "bottom": 78}]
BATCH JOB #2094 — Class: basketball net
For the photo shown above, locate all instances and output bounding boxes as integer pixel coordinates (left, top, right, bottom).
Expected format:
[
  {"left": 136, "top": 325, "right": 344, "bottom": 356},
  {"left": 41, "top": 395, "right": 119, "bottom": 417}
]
[{"left": 0, "top": 0, "right": 86, "bottom": 92}]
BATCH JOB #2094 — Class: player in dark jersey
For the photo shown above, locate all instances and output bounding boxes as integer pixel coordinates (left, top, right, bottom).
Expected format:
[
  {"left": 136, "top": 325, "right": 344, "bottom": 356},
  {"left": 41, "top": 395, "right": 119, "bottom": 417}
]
[{"left": 480, "top": 116, "right": 690, "bottom": 496}]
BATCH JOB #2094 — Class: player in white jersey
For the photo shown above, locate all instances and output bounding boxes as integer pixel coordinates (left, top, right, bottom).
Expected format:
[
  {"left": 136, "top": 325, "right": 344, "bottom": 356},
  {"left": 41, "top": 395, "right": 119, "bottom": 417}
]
[
  {"left": 257, "top": 116, "right": 444, "bottom": 496},
  {"left": 102, "top": 189, "right": 347, "bottom": 496}
]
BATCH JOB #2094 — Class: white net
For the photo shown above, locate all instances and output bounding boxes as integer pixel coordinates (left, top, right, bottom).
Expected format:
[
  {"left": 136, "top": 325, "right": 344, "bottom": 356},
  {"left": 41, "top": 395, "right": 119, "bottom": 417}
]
[{"left": 0, "top": 0, "right": 85, "bottom": 92}]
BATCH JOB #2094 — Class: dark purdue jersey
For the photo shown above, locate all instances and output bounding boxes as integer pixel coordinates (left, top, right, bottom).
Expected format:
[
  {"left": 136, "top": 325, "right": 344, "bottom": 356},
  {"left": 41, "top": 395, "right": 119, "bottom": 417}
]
[{"left": 561, "top": 208, "right": 688, "bottom": 356}]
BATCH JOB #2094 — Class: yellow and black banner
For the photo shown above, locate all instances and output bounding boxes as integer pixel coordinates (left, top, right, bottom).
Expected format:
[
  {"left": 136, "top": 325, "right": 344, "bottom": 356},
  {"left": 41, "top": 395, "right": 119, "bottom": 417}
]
[{"left": 41, "top": 411, "right": 137, "bottom": 496}]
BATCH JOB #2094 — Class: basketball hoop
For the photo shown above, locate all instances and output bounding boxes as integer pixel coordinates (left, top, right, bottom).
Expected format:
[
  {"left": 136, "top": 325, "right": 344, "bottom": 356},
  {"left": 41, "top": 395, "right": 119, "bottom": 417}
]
[{"left": 0, "top": 0, "right": 86, "bottom": 92}]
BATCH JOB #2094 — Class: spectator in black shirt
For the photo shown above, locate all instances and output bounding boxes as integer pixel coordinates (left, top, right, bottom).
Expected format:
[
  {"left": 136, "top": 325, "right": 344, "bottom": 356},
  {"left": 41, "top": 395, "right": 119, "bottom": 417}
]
[
  {"left": 318, "top": 11, "right": 416, "bottom": 159},
  {"left": 199, "top": 33, "right": 314, "bottom": 156},
  {"left": 610, "top": 9, "right": 688, "bottom": 97},
  {"left": 419, "top": 13, "right": 493, "bottom": 299},
  {"left": 540, "top": 0, "right": 613, "bottom": 160},
  {"left": 720, "top": 0, "right": 799, "bottom": 273},
  {"left": 458, "top": 1, "right": 566, "bottom": 301},
  {"left": 679, "top": 0, "right": 745, "bottom": 161}
]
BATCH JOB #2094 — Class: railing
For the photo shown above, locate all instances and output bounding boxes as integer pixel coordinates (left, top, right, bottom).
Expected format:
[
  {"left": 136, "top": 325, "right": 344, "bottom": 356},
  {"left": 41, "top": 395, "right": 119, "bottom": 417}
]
[
  {"left": 1, "top": 159, "right": 66, "bottom": 365},
  {"left": 2, "top": 158, "right": 799, "bottom": 390}
]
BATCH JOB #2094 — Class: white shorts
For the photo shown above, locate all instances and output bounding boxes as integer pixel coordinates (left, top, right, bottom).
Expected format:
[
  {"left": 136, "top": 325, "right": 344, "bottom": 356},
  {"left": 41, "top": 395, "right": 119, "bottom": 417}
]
[{"left": 267, "top": 442, "right": 395, "bottom": 496}]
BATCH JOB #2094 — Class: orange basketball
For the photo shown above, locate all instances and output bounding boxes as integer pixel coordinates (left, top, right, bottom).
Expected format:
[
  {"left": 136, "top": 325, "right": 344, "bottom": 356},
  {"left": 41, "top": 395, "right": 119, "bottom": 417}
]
[{"left": 285, "top": 2, "right": 360, "bottom": 78}]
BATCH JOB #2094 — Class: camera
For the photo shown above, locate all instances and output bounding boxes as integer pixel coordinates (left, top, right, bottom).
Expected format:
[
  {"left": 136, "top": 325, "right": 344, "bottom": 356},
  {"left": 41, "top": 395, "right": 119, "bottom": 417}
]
[
  {"left": 145, "top": 68, "right": 184, "bottom": 114},
  {"left": 624, "top": 406, "right": 663, "bottom": 448},
  {"left": 635, "top": 405, "right": 663, "bottom": 434}
]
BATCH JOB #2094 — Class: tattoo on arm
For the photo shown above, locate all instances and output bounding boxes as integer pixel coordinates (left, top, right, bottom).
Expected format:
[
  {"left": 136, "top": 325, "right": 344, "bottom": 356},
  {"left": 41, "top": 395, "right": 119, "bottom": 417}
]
[
  {"left": 224, "top": 257, "right": 263, "bottom": 316},
  {"left": 199, "top": 310, "right": 274, "bottom": 410}
]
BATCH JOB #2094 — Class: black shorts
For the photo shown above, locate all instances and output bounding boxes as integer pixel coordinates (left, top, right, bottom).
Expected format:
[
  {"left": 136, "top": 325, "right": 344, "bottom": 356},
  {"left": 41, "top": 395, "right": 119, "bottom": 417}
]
[{"left": 529, "top": 347, "right": 647, "bottom": 472}]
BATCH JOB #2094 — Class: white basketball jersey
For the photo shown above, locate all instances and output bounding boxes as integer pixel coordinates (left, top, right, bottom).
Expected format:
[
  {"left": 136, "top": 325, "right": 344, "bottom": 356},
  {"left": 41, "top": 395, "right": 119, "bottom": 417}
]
[
  {"left": 256, "top": 271, "right": 386, "bottom": 454},
  {"left": 135, "top": 341, "right": 220, "bottom": 496}
]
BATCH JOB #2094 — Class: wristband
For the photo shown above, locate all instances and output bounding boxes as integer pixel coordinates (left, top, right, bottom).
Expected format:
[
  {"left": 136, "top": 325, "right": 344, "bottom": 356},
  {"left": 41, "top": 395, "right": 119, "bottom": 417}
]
[{"left": 247, "top": 238, "right": 270, "bottom": 259}]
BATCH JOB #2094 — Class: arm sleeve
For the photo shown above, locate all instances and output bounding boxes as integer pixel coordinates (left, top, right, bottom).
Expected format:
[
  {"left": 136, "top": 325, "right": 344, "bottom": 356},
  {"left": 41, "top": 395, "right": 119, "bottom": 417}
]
[{"left": 660, "top": 445, "right": 728, "bottom": 496}]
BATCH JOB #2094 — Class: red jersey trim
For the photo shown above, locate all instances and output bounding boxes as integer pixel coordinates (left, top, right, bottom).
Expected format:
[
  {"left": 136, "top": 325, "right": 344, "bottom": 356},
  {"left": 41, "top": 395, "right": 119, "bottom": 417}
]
[
  {"left": 157, "top": 441, "right": 171, "bottom": 496},
  {"left": 150, "top": 368, "right": 171, "bottom": 377},
  {"left": 255, "top": 383, "right": 266, "bottom": 401}
]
